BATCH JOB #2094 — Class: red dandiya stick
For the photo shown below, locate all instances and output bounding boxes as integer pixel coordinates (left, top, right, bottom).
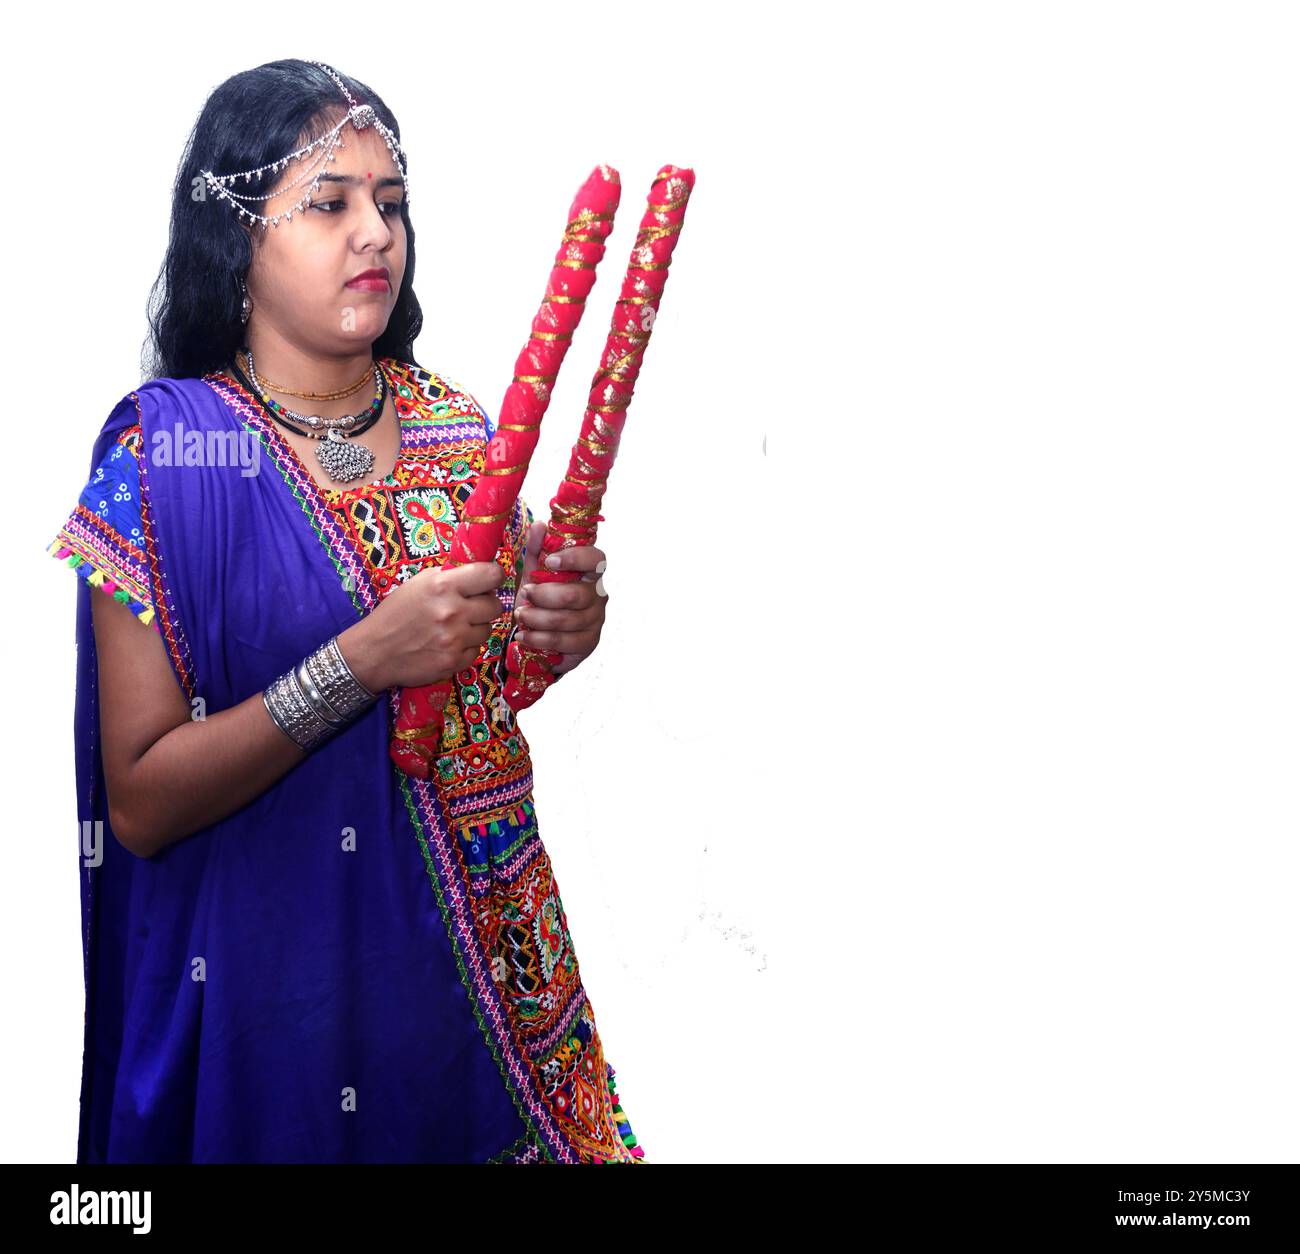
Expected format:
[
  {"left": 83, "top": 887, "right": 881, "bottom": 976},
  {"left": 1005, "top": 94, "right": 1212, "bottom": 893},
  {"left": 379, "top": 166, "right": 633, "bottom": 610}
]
[
  {"left": 504, "top": 164, "right": 696, "bottom": 711},
  {"left": 389, "top": 166, "right": 622, "bottom": 779}
]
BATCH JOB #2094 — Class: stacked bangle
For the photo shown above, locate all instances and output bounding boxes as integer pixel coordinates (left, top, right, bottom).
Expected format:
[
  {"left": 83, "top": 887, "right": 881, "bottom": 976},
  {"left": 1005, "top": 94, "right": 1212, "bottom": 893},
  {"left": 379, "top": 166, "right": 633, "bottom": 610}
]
[{"left": 263, "top": 636, "right": 380, "bottom": 751}]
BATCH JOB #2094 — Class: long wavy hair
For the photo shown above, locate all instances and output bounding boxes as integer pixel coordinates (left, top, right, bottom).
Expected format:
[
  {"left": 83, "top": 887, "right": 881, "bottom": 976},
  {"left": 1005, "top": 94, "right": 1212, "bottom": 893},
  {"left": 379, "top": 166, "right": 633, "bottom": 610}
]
[{"left": 142, "top": 60, "right": 421, "bottom": 381}]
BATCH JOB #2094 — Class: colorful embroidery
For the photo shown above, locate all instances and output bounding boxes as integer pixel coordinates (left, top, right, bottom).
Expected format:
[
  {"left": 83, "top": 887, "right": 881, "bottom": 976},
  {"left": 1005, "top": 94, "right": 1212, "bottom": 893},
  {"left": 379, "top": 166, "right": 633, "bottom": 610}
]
[
  {"left": 49, "top": 396, "right": 198, "bottom": 699},
  {"left": 201, "top": 358, "right": 643, "bottom": 1163},
  {"left": 133, "top": 397, "right": 199, "bottom": 701},
  {"left": 49, "top": 423, "right": 157, "bottom": 629}
]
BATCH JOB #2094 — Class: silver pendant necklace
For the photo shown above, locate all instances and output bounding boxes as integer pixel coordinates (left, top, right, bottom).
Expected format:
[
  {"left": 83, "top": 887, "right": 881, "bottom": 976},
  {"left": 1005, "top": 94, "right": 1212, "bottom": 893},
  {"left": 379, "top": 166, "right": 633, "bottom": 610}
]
[
  {"left": 314, "top": 426, "right": 378, "bottom": 484},
  {"left": 239, "top": 349, "right": 386, "bottom": 484}
]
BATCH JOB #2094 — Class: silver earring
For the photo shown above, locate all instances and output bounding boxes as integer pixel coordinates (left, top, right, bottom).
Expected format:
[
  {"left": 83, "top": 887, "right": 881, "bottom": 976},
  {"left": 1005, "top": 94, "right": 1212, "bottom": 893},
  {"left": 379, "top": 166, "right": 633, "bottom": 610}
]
[{"left": 240, "top": 276, "right": 252, "bottom": 324}]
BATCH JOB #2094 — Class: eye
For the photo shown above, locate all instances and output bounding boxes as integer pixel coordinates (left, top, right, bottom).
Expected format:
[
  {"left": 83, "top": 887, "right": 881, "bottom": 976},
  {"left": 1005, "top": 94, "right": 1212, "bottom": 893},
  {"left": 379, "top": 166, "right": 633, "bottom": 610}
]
[{"left": 311, "top": 198, "right": 404, "bottom": 217}]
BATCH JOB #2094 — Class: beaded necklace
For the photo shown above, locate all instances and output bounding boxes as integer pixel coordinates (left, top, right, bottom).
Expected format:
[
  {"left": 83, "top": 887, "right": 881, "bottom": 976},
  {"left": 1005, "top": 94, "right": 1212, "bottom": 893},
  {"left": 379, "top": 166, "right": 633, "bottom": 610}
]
[{"left": 230, "top": 348, "right": 388, "bottom": 483}]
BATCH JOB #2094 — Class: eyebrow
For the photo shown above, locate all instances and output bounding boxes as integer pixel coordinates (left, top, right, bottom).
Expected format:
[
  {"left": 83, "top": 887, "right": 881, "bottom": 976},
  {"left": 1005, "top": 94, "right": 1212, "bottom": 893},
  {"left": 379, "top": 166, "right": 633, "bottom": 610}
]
[{"left": 317, "top": 174, "right": 405, "bottom": 192}]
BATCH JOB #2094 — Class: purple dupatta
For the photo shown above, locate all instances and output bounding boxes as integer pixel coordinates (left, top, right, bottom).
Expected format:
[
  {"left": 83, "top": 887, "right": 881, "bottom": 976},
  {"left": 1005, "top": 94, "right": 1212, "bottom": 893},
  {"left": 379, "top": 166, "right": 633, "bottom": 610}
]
[{"left": 69, "top": 372, "right": 591, "bottom": 1163}]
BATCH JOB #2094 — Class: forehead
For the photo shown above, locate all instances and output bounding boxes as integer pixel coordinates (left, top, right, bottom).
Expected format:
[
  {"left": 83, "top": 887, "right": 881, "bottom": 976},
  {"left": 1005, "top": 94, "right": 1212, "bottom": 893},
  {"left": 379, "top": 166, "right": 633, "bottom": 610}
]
[
  {"left": 264, "top": 119, "right": 403, "bottom": 198},
  {"left": 326, "top": 124, "right": 402, "bottom": 179}
]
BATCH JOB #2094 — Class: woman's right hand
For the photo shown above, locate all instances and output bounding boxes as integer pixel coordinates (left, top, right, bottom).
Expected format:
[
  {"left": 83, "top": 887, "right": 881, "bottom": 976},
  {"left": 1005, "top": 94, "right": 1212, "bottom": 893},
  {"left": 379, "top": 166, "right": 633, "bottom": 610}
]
[{"left": 337, "top": 561, "right": 507, "bottom": 692}]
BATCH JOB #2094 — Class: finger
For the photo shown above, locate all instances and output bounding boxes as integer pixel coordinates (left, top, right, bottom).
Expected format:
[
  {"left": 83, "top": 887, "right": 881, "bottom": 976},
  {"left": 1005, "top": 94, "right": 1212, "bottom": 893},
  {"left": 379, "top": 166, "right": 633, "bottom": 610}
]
[
  {"left": 542, "top": 546, "right": 607, "bottom": 575},
  {"left": 441, "top": 561, "right": 508, "bottom": 594},
  {"left": 516, "top": 522, "right": 542, "bottom": 575},
  {"left": 516, "top": 627, "right": 598, "bottom": 654},
  {"left": 515, "top": 597, "right": 601, "bottom": 630},
  {"left": 467, "top": 592, "right": 509, "bottom": 625},
  {"left": 514, "top": 601, "right": 602, "bottom": 632},
  {"left": 578, "top": 557, "right": 609, "bottom": 583},
  {"left": 516, "top": 580, "right": 596, "bottom": 613},
  {"left": 516, "top": 523, "right": 549, "bottom": 599},
  {"left": 550, "top": 651, "right": 588, "bottom": 677}
]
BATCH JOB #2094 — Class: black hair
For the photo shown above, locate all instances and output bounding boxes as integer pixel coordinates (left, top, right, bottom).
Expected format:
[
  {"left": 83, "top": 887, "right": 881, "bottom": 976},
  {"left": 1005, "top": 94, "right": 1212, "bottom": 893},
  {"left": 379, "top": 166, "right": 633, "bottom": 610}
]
[{"left": 142, "top": 59, "right": 421, "bottom": 381}]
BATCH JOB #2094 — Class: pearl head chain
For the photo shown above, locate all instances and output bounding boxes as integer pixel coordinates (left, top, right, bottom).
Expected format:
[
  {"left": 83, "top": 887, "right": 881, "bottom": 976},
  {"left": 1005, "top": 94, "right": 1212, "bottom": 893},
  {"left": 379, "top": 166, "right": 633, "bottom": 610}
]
[{"left": 198, "top": 61, "right": 411, "bottom": 228}]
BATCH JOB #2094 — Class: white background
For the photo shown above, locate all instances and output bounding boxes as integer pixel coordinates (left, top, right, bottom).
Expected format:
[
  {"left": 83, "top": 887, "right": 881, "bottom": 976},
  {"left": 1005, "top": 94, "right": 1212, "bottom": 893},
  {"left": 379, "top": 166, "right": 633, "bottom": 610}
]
[{"left": 3, "top": 2, "right": 1298, "bottom": 1163}]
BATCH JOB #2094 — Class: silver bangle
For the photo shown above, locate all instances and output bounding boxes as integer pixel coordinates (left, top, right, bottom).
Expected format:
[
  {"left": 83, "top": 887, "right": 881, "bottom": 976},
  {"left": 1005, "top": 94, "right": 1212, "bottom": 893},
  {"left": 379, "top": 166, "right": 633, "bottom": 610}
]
[
  {"left": 294, "top": 657, "right": 345, "bottom": 727},
  {"left": 263, "top": 636, "right": 380, "bottom": 751},
  {"left": 304, "top": 636, "right": 379, "bottom": 720}
]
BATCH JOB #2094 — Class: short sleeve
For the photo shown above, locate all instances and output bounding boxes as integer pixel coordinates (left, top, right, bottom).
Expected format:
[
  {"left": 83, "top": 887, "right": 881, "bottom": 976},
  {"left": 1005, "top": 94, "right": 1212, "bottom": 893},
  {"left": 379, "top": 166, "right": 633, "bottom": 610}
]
[{"left": 48, "top": 422, "right": 158, "bottom": 630}]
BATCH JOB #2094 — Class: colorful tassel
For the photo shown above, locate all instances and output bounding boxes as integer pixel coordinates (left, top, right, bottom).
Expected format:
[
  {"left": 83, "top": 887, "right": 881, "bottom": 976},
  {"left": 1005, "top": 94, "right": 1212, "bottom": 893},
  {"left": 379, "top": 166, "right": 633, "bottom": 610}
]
[
  {"left": 599, "top": 1064, "right": 644, "bottom": 1162},
  {"left": 51, "top": 541, "right": 156, "bottom": 630}
]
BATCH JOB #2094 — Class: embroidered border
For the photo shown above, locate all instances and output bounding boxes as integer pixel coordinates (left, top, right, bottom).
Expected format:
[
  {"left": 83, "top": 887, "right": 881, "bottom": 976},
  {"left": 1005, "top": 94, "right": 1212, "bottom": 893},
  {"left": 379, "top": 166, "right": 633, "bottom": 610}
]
[
  {"left": 202, "top": 360, "right": 575, "bottom": 1161},
  {"left": 132, "top": 393, "right": 197, "bottom": 699},
  {"left": 201, "top": 359, "right": 642, "bottom": 1164}
]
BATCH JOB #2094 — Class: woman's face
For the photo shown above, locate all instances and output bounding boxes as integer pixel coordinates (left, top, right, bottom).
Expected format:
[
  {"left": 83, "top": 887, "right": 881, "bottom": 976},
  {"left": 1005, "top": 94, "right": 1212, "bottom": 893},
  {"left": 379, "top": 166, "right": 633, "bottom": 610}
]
[{"left": 244, "top": 116, "right": 407, "bottom": 355}]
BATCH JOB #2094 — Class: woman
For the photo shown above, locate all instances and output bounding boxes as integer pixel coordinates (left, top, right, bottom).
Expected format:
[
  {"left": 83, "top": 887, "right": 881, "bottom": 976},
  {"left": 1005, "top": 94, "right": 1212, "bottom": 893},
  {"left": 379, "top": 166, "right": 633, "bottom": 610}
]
[{"left": 47, "top": 59, "right": 644, "bottom": 1164}]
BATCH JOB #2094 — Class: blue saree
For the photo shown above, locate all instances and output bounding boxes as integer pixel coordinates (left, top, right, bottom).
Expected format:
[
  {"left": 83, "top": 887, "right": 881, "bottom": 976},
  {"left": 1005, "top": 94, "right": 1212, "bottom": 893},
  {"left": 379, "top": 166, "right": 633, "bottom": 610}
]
[{"left": 49, "top": 360, "right": 643, "bottom": 1163}]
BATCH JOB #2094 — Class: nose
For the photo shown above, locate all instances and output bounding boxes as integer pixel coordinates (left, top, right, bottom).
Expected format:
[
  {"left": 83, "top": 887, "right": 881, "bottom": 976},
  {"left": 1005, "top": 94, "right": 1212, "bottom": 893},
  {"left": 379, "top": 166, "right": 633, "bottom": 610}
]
[{"left": 352, "top": 201, "right": 395, "bottom": 253}]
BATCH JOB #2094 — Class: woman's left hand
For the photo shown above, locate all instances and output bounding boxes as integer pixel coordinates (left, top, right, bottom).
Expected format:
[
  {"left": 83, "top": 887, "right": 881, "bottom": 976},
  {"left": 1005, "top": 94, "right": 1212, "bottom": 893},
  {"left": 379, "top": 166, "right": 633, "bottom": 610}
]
[{"left": 512, "top": 522, "right": 608, "bottom": 677}]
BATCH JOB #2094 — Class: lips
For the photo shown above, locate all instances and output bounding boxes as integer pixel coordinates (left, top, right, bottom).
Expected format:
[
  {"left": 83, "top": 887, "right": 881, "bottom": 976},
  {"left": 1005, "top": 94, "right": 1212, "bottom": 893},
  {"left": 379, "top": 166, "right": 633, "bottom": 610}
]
[{"left": 346, "top": 268, "right": 390, "bottom": 289}]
